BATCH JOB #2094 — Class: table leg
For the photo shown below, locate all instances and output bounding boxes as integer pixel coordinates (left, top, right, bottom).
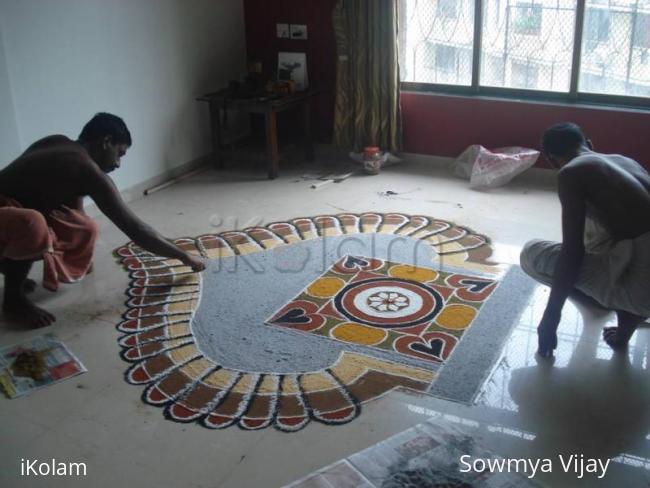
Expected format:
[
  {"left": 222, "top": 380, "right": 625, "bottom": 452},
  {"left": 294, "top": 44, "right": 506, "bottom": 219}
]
[
  {"left": 303, "top": 99, "right": 314, "bottom": 162},
  {"left": 265, "top": 111, "right": 279, "bottom": 179},
  {"left": 209, "top": 101, "right": 224, "bottom": 169}
]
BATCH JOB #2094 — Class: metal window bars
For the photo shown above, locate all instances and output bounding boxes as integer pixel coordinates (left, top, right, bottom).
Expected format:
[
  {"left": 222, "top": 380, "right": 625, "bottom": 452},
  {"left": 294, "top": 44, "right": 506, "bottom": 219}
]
[{"left": 398, "top": 0, "right": 650, "bottom": 107}]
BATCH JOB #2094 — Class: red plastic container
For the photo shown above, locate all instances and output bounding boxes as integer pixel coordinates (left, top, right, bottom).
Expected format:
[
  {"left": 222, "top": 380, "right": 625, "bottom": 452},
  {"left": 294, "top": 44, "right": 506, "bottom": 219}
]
[{"left": 363, "top": 146, "right": 380, "bottom": 160}]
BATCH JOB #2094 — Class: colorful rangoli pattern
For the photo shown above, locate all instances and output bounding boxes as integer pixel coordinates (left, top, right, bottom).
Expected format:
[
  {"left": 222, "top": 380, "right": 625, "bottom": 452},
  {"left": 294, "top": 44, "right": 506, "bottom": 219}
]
[
  {"left": 267, "top": 256, "right": 498, "bottom": 364},
  {"left": 115, "top": 213, "right": 498, "bottom": 432}
]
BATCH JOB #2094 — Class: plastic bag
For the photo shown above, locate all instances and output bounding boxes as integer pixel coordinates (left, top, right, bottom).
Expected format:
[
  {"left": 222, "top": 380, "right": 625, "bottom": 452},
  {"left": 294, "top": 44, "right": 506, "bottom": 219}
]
[
  {"left": 451, "top": 145, "right": 481, "bottom": 180},
  {"left": 452, "top": 145, "right": 540, "bottom": 189}
]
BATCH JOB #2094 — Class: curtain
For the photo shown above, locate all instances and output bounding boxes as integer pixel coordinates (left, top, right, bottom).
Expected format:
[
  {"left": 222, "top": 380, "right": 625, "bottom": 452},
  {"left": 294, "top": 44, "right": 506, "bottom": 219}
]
[{"left": 333, "top": 0, "right": 401, "bottom": 152}]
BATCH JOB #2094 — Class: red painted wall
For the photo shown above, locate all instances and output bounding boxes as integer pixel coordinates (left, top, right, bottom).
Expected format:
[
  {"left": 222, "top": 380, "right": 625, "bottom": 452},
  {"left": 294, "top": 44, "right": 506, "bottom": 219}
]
[
  {"left": 244, "top": 1, "right": 650, "bottom": 168},
  {"left": 243, "top": 0, "right": 337, "bottom": 141},
  {"left": 402, "top": 93, "right": 650, "bottom": 168}
]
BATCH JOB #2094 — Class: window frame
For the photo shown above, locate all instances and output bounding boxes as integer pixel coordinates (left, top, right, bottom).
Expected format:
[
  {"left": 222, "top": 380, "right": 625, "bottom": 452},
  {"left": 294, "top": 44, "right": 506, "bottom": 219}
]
[{"left": 400, "top": 0, "right": 650, "bottom": 110}]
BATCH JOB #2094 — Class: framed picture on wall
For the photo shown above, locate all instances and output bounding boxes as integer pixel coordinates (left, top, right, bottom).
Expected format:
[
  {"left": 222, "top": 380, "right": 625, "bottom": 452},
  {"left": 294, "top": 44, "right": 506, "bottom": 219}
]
[{"left": 278, "top": 52, "right": 308, "bottom": 91}]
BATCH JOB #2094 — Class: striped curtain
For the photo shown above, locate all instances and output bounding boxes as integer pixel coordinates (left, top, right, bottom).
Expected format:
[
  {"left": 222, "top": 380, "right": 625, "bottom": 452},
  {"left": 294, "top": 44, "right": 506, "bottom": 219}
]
[{"left": 332, "top": 0, "right": 402, "bottom": 152}]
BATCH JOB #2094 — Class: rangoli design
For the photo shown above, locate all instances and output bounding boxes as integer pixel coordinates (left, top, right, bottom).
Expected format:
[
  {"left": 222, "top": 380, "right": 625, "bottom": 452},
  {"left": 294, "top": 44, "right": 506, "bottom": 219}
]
[
  {"left": 267, "top": 256, "right": 498, "bottom": 364},
  {"left": 115, "top": 213, "right": 498, "bottom": 432}
]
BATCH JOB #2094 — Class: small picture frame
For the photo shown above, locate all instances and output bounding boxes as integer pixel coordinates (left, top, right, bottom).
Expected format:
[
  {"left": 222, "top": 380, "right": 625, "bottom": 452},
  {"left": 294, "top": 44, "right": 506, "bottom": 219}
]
[
  {"left": 276, "top": 23, "right": 289, "bottom": 39},
  {"left": 278, "top": 52, "right": 308, "bottom": 91},
  {"left": 290, "top": 24, "right": 308, "bottom": 40}
]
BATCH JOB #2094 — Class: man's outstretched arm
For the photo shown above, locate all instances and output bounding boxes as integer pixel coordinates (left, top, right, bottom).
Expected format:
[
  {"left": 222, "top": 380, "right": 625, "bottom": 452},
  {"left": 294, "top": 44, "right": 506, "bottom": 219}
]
[
  {"left": 537, "top": 168, "right": 586, "bottom": 357},
  {"left": 87, "top": 168, "right": 205, "bottom": 271}
]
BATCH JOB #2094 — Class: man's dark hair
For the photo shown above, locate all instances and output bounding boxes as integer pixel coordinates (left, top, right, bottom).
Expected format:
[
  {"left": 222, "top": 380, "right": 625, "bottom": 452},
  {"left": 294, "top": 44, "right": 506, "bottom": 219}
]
[
  {"left": 542, "top": 122, "right": 586, "bottom": 158},
  {"left": 78, "top": 112, "right": 132, "bottom": 146}
]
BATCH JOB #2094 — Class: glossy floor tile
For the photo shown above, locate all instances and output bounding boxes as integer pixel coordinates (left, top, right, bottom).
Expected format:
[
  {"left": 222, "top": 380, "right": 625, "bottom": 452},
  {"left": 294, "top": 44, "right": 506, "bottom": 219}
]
[{"left": 1, "top": 154, "right": 647, "bottom": 487}]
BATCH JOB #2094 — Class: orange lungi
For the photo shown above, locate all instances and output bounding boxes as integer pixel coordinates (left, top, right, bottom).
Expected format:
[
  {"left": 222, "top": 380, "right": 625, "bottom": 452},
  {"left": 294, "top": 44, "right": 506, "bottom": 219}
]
[{"left": 0, "top": 195, "right": 98, "bottom": 291}]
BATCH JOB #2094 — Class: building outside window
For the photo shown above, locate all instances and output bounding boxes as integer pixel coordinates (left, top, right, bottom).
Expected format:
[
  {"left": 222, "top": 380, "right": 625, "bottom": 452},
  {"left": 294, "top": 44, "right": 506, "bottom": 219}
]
[
  {"left": 511, "top": 60, "right": 540, "bottom": 88},
  {"left": 585, "top": 7, "right": 610, "bottom": 45},
  {"left": 513, "top": 2, "right": 543, "bottom": 35},
  {"left": 399, "top": 0, "right": 650, "bottom": 103},
  {"left": 438, "top": 0, "right": 460, "bottom": 19},
  {"left": 436, "top": 44, "right": 459, "bottom": 72},
  {"left": 634, "top": 12, "right": 650, "bottom": 49}
]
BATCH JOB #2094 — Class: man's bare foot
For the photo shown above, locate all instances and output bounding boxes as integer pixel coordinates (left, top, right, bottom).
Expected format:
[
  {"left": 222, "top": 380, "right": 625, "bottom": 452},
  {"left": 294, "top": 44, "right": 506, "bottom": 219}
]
[
  {"left": 603, "top": 327, "right": 634, "bottom": 350},
  {"left": 3, "top": 295, "right": 56, "bottom": 328},
  {"left": 604, "top": 310, "right": 646, "bottom": 351}
]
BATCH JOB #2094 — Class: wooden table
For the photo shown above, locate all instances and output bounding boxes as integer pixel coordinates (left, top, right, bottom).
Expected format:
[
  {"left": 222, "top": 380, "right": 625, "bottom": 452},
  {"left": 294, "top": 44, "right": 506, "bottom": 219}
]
[{"left": 197, "top": 89, "right": 317, "bottom": 179}]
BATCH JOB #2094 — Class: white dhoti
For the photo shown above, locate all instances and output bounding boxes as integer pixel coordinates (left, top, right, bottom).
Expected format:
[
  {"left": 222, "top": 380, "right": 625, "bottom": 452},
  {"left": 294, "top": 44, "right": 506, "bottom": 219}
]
[{"left": 520, "top": 218, "right": 650, "bottom": 318}]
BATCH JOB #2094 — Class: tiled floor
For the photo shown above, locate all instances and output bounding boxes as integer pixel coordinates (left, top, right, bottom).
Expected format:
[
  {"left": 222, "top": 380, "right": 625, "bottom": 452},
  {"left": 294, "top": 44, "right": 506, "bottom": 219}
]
[{"left": 1, "top": 153, "right": 648, "bottom": 487}]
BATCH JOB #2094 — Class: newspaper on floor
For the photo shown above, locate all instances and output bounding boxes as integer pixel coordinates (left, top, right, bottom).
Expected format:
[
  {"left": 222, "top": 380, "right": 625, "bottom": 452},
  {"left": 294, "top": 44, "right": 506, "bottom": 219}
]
[
  {"left": 285, "top": 418, "right": 541, "bottom": 488},
  {"left": 0, "top": 333, "right": 86, "bottom": 398}
]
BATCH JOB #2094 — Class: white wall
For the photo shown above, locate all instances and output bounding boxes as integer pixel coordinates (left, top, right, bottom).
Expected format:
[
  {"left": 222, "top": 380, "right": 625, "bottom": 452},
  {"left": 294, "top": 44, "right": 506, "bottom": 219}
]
[
  {"left": 0, "top": 22, "right": 20, "bottom": 164},
  {"left": 0, "top": 0, "right": 246, "bottom": 190}
]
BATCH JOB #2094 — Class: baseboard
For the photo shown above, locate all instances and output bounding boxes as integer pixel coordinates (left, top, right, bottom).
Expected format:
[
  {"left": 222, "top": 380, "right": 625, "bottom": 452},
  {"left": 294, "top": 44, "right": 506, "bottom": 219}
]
[
  {"left": 84, "top": 155, "right": 211, "bottom": 217},
  {"left": 398, "top": 152, "right": 454, "bottom": 167},
  {"left": 309, "top": 146, "right": 456, "bottom": 168}
]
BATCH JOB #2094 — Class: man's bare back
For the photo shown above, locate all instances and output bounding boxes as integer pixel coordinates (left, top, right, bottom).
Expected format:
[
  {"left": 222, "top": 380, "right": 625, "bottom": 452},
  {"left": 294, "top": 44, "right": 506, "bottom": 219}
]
[
  {"left": 0, "top": 136, "right": 108, "bottom": 212},
  {"left": 524, "top": 122, "right": 650, "bottom": 358},
  {"left": 561, "top": 153, "right": 650, "bottom": 241},
  {"left": 0, "top": 113, "right": 205, "bottom": 328}
]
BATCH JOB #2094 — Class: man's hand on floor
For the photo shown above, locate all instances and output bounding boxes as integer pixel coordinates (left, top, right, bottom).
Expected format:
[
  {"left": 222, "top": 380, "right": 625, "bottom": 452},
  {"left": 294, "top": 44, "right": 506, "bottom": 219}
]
[
  {"left": 182, "top": 254, "right": 207, "bottom": 272},
  {"left": 537, "top": 309, "right": 561, "bottom": 358}
]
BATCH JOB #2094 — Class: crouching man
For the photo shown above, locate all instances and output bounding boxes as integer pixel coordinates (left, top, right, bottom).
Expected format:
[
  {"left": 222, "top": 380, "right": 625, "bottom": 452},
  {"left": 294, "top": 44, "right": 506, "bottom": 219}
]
[
  {"left": 0, "top": 112, "right": 205, "bottom": 327},
  {"left": 521, "top": 122, "right": 650, "bottom": 357}
]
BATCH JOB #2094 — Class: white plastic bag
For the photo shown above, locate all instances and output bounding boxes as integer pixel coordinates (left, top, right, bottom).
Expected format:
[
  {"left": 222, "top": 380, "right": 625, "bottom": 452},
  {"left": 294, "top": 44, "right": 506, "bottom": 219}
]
[
  {"left": 452, "top": 145, "right": 481, "bottom": 180},
  {"left": 452, "top": 145, "right": 540, "bottom": 189}
]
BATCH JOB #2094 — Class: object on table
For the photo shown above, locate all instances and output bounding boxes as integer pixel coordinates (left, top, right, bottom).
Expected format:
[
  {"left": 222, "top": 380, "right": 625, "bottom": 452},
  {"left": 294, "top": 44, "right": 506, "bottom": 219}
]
[
  {"left": 452, "top": 145, "right": 540, "bottom": 189},
  {"left": 278, "top": 52, "right": 308, "bottom": 91},
  {"left": 0, "top": 334, "right": 87, "bottom": 398},
  {"left": 266, "top": 79, "right": 297, "bottom": 95}
]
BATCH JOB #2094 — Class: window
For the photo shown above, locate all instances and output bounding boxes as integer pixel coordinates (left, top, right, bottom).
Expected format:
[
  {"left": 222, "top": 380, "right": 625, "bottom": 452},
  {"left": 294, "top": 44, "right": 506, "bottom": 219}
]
[
  {"left": 481, "top": 0, "right": 574, "bottom": 91},
  {"left": 634, "top": 13, "right": 650, "bottom": 49},
  {"left": 579, "top": 1, "right": 650, "bottom": 97},
  {"left": 400, "top": 0, "right": 475, "bottom": 86},
  {"left": 513, "top": 3, "right": 542, "bottom": 36},
  {"left": 581, "top": 72, "right": 606, "bottom": 92},
  {"left": 436, "top": 45, "right": 458, "bottom": 72},
  {"left": 421, "top": 42, "right": 472, "bottom": 84},
  {"left": 484, "top": 54, "right": 505, "bottom": 85},
  {"left": 511, "top": 61, "right": 539, "bottom": 88},
  {"left": 585, "top": 7, "right": 610, "bottom": 44},
  {"left": 399, "top": 0, "right": 650, "bottom": 105},
  {"left": 437, "top": 0, "right": 460, "bottom": 19}
]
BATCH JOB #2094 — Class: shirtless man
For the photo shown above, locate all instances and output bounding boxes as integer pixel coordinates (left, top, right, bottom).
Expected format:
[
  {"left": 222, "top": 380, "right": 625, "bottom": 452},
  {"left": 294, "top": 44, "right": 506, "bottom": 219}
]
[
  {"left": 0, "top": 112, "right": 205, "bottom": 327},
  {"left": 520, "top": 122, "right": 650, "bottom": 357}
]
